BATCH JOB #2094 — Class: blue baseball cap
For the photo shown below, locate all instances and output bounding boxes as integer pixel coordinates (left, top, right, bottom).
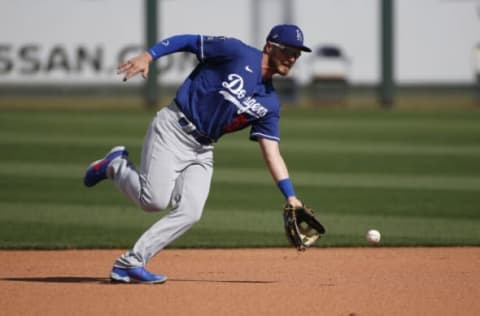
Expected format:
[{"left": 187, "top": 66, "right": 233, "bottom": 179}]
[{"left": 266, "top": 24, "right": 312, "bottom": 52}]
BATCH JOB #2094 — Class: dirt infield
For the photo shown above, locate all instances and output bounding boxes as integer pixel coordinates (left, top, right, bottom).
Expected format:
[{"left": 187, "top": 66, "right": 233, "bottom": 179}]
[{"left": 1, "top": 248, "right": 479, "bottom": 316}]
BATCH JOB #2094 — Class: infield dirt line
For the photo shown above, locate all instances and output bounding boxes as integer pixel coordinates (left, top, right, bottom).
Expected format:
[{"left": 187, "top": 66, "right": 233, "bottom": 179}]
[{"left": 1, "top": 248, "right": 479, "bottom": 316}]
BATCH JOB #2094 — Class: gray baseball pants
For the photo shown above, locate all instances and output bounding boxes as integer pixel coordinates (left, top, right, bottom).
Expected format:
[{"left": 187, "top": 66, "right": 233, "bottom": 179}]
[{"left": 109, "top": 101, "right": 214, "bottom": 268}]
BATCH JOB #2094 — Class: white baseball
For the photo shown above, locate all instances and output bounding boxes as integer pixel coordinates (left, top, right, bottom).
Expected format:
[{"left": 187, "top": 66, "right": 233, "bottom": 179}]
[{"left": 366, "top": 229, "right": 381, "bottom": 244}]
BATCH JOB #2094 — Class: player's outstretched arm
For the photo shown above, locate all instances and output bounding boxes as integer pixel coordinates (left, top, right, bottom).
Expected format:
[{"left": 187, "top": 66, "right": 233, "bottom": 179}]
[
  {"left": 117, "top": 51, "right": 153, "bottom": 82},
  {"left": 118, "top": 35, "right": 201, "bottom": 82},
  {"left": 258, "top": 138, "right": 303, "bottom": 207}
]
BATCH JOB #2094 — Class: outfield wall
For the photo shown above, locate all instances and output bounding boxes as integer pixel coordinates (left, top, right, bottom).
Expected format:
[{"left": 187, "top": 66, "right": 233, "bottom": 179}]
[{"left": 0, "top": 0, "right": 479, "bottom": 87}]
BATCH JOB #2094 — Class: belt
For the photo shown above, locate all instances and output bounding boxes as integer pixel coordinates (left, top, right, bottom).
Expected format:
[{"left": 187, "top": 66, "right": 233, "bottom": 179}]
[{"left": 178, "top": 117, "right": 213, "bottom": 146}]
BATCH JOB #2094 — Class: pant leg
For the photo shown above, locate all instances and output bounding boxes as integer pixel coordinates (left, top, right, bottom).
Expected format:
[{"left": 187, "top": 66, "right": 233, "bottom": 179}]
[
  {"left": 131, "top": 162, "right": 213, "bottom": 265},
  {"left": 114, "top": 158, "right": 213, "bottom": 268},
  {"left": 113, "top": 102, "right": 214, "bottom": 268},
  {"left": 110, "top": 107, "right": 178, "bottom": 212}
]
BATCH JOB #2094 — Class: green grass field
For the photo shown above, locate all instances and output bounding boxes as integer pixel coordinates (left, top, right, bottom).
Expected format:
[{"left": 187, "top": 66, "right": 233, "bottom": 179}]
[{"left": 1, "top": 104, "right": 480, "bottom": 249}]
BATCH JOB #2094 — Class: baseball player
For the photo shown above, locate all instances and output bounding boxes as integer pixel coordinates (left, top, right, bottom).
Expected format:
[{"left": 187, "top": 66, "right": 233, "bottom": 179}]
[{"left": 84, "top": 24, "right": 312, "bottom": 284}]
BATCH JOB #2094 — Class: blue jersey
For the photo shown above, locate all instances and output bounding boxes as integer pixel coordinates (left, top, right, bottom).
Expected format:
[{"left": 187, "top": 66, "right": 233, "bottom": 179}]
[{"left": 148, "top": 35, "right": 281, "bottom": 143}]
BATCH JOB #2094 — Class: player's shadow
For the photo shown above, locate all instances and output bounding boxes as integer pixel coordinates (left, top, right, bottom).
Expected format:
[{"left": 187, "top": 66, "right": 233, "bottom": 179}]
[
  {"left": 3, "top": 276, "right": 111, "bottom": 284},
  {"left": 2, "top": 276, "right": 277, "bottom": 285}
]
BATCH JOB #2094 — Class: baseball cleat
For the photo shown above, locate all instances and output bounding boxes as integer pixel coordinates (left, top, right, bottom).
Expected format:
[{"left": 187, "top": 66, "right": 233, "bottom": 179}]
[
  {"left": 83, "top": 146, "right": 128, "bottom": 187},
  {"left": 110, "top": 267, "right": 168, "bottom": 284}
]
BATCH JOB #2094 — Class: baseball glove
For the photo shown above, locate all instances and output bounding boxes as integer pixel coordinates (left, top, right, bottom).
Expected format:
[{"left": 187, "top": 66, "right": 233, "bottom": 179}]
[{"left": 283, "top": 204, "right": 326, "bottom": 251}]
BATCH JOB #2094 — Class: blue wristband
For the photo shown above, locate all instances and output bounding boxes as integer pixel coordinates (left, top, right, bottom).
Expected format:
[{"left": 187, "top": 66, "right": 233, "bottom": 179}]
[{"left": 277, "top": 178, "right": 296, "bottom": 199}]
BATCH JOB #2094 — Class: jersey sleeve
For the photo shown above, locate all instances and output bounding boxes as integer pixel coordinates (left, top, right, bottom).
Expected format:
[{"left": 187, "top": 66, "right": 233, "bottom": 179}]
[
  {"left": 147, "top": 34, "right": 200, "bottom": 60},
  {"left": 249, "top": 111, "right": 280, "bottom": 142},
  {"left": 148, "top": 34, "right": 243, "bottom": 62},
  {"left": 198, "top": 36, "right": 244, "bottom": 61}
]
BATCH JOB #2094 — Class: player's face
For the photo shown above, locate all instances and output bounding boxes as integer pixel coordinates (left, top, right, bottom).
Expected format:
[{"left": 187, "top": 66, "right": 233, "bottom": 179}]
[{"left": 268, "top": 42, "right": 302, "bottom": 76}]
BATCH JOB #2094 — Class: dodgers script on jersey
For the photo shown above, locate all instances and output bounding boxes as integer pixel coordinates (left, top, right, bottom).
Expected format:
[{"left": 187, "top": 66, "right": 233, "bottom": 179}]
[{"left": 149, "top": 35, "right": 281, "bottom": 143}]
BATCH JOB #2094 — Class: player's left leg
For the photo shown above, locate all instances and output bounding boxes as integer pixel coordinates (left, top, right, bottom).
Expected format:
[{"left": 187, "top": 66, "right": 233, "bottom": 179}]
[
  {"left": 114, "top": 157, "right": 213, "bottom": 265},
  {"left": 111, "top": 156, "right": 213, "bottom": 283},
  {"left": 136, "top": 161, "right": 213, "bottom": 261}
]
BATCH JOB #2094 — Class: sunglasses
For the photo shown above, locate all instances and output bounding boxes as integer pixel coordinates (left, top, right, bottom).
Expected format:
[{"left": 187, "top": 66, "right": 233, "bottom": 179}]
[{"left": 269, "top": 42, "right": 302, "bottom": 59}]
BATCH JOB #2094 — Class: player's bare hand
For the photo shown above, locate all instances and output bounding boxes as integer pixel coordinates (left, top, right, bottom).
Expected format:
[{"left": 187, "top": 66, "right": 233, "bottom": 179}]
[
  {"left": 287, "top": 196, "right": 303, "bottom": 208},
  {"left": 117, "top": 52, "right": 153, "bottom": 82}
]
